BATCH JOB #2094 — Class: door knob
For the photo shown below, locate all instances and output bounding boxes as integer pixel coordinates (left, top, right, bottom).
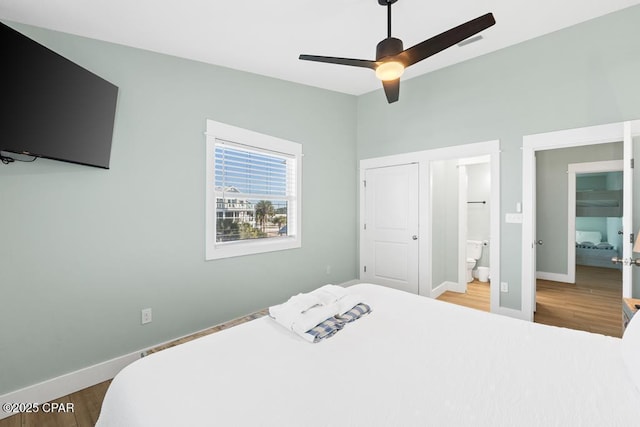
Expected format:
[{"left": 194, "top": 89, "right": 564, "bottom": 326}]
[
  {"left": 613, "top": 257, "right": 640, "bottom": 266},
  {"left": 536, "top": 240, "right": 543, "bottom": 245},
  {"left": 412, "top": 235, "right": 418, "bottom": 240}
]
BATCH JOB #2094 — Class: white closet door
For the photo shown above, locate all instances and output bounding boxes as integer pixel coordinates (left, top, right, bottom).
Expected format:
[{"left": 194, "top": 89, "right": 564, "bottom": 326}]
[{"left": 362, "top": 163, "right": 419, "bottom": 294}]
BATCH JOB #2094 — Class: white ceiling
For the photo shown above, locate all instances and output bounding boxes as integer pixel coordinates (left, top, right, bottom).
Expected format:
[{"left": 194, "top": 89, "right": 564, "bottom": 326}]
[{"left": 2, "top": 0, "right": 640, "bottom": 95}]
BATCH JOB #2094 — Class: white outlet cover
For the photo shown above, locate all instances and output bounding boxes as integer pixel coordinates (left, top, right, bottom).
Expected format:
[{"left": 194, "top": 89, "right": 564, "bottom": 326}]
[{"left": 141, "top": 308, "right": 152, "bottom": 324}]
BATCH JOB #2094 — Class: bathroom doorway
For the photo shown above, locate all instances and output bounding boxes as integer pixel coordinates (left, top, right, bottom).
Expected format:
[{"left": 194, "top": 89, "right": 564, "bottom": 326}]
[
  {"left": 429, "top": 146, "right": 501, "bottom": 315},
  {"left": 458, "top": 156, "right": 491, "bottom": 290}
]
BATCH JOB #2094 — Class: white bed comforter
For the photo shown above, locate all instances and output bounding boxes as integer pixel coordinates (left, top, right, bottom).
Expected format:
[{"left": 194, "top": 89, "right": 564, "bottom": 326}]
[{"left": 97, "top": 284, "right": 640, "bottom": 427}]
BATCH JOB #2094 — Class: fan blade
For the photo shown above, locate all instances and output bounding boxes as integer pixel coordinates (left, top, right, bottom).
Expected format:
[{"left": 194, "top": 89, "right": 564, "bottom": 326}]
[
  {"left": 397, "top": 13, "right": 495, "bottom": 67},
  {"left": 299, "top": 54, "right": 377, "bottom": 70},
  {"left": 382, "top": 78, "right": 400, "bottom": 103}
]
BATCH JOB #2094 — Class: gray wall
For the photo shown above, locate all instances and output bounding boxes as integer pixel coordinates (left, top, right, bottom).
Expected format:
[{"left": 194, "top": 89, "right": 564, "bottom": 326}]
[
  {"left": 0, "top": 22, "right": 357, "bottom": 394},
  {"left": 357, "top": 5, "right": 640, "bottom": 308},
  {"left": 575, "top": 217, "right": 608, "bottom": 242},
  {"left": 431, "top": 159, "right": 459, "bottom": 288},
  {"left": 536, "top": 143, "right": 622, "bottom": 274}
]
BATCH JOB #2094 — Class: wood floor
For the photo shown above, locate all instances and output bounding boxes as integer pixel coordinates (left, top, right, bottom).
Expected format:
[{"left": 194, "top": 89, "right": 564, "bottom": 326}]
[
  {"left": 1, "top": 265, "right": 622, "bottom": 427},
  {"left": 438, "top": 265, "right": 623, "bottom": 338},
  {"left": 0, "top": 380, "right": 110, "bottom": 427},
  {"left": 534, "top": 265, "right": 622, "bottom": 337},
  {"left": 437, "top": 279, "right": 491, "bottom": 313}
]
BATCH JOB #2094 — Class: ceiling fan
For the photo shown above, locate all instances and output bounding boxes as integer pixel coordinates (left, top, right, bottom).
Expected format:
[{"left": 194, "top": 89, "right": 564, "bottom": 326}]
[{"left": 299, "top": 0, "right": 496, "bottom": 103}]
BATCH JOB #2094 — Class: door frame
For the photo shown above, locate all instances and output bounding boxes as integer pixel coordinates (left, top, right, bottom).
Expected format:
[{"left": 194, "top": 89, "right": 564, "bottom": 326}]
[
  {"left": 522, "top": 120, "right": 637, "bottom": 321},
  {"left": 359, "top": 139, "right": 502, "bottom": 313}
]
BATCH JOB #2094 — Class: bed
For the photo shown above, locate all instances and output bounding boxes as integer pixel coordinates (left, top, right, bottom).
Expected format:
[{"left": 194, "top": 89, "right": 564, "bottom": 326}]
[
  {"left": 575, "top": 230, "right": 621, "bottom": 269},
  {"left": 576, "top": 242, "right": 620, "bottom": 269},
  {"left": 97, "top": 283, "right": 640, "bottom": 426}
]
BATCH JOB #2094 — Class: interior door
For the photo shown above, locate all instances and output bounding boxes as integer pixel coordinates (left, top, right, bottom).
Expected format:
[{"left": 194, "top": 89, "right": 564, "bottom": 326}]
[
  {"left": 362, "top": 163, "right": 419, "bottom": 294},
  {"left": 532, "top": 153, "right": 538, "bottom": 312},
  {"left": 620, "top": 121, "right": 639, "bottom": 298}
]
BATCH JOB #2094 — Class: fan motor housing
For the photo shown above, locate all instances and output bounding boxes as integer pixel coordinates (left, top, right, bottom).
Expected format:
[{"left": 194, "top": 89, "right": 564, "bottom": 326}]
[
  {"left": 378, "top": 0, "right": 398, "bottom": 5},
  {"left": 376, "top": 37, "right": 403, "bottom": 60}
]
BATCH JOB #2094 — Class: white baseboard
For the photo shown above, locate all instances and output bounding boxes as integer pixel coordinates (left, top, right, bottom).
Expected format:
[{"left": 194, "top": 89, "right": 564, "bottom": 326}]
[
  {"left": 536, "top": 271, "right": 572, "bottom": 283},
  {"left": 430, "top": 282, "right": 447, "bottom": 298},
  {"left": 430, "top": 281, "right": 462, "bottom": 298},
  {"left": 0, "top": 350, "right": 143, "bottom": 420},
  {"left": 446, "top": 280, "right": 467, "bottom": 294}
]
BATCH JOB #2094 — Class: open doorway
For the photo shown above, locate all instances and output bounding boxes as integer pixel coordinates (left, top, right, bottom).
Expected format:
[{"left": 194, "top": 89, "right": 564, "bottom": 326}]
[
  {"left": 429, "top": 148, "right": 503, "bottom": 315},
  {"left": 569, "top": 163, "right": 624, "bottom": 283},
  {"left": 535, "top": 146, "right": 623, "bottom": 283},
  {"left": 532, "top": 144, "right": 623, "bottom": 336},
  {"left": 434, "top": 156, "right": 492, "bottom": 311},
  {"left": 522, "top": 120, "right": 640, "bottom": 325},
  {"left": 459, "top": 156, "right": 492, "bottom": 288},
  {"left": 429, "top": 156, "right": 492, "bottom": 295}
]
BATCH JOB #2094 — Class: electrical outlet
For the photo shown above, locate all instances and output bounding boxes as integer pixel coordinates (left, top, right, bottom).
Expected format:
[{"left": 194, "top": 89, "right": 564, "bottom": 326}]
[
  {"left": 141, "top": 308, "right": 152, "bottom": 325},
  {"left": 500, "top": 282, "right": 509, "bottom": 293}
]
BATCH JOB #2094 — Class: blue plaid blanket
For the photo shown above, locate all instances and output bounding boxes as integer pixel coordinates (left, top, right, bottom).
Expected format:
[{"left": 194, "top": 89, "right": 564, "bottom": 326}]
[
  {"left": 305, "top": 317, "right": 346, "bottom": 342},
  {"left": 337, "top": 303, "right": 372, "bottom": 323},
  {"left": 305, "top": 303, "right": 372, "bottom": 343}
]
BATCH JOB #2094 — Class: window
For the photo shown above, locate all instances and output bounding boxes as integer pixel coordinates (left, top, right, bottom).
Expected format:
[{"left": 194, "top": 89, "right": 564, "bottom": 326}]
[{"left": 205, "top": 120, "right": 302, "bottom": 259}]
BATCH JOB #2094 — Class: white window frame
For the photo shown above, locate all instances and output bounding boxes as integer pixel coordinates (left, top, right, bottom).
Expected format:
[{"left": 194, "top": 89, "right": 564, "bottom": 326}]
[{"left": 205, "top": 120, "right": 302, "bottom": 260}]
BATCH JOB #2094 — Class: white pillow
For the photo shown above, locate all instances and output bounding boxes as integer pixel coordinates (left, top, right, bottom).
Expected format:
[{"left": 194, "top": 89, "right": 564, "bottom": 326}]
[
  {"left": 576, "top": 230, "right": 602, "bottom": 244},
  {"left": 622, "top": 313, "right": 640, "bottom": 393}
]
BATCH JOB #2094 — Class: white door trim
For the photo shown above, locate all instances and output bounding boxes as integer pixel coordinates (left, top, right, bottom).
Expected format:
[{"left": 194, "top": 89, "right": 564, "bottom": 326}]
[
  {"left": 457, "top": 164, "right": 468, "bottom": 292},
  {"left": 359, "top": 140, "right": 501, "bottom": 313},
  {"left": 522, "top": 121, "right": 633, "bottom": 321}
]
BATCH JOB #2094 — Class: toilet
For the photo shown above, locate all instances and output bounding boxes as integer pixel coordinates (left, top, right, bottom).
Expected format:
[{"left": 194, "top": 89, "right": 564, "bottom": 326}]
[{"left": 466, "top": 240, "right": 484, "bottom": 283}]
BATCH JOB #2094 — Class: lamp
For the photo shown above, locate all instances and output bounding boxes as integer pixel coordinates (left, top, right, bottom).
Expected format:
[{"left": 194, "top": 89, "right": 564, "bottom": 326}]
[{"left": 375, "top": 61, "right": 405, "bottom": 81}]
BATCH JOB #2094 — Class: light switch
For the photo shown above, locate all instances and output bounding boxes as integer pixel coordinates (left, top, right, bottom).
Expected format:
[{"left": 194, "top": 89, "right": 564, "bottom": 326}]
[{"left": 505, "top": 213, "right": 523, "bottom": 223}]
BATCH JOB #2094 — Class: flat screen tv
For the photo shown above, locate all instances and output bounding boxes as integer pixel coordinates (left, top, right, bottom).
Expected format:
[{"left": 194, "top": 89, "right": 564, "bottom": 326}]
[{"left": 0, "top": 21, "right": 118, "bottom": 169}]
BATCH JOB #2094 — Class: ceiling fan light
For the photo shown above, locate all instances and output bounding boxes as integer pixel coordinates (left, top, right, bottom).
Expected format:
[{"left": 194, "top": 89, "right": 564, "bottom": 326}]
[{"left": 375, "top": 61, "right": 404, "bottom": 81}]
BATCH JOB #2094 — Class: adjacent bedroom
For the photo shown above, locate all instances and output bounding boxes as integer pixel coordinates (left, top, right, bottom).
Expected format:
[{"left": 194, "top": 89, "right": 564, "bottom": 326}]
[{"left": 1, "top": 1, "right": 640, "bottom": 426}]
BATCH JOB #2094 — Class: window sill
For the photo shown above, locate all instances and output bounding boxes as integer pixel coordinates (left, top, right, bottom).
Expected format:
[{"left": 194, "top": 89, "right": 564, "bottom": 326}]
[{"left": 205, "top": 236, "right": 301, "bottom": 260}]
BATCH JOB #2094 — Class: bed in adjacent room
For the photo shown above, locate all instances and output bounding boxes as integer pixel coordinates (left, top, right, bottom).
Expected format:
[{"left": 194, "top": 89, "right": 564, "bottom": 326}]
[
  {"left": 576, "top": 242, "right": 620, "bottom": 269},
  {"left": 96, "top": 283, "right": 640, "bottom": 426},
  {"left": 575, "top": 230, "right": 621, "bottom": 269}
]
